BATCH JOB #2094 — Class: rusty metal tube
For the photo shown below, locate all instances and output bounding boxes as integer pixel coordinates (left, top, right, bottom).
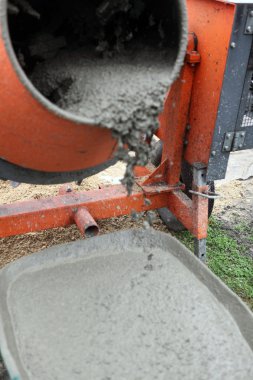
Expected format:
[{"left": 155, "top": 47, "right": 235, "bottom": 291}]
[{"left": 74, "top": 208, "right": 99, "bottom": 238}]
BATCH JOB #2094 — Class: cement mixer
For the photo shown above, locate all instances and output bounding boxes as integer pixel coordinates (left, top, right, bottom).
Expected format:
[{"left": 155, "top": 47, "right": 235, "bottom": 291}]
[
  {"left": 0, "top": 0, "right": 187, "bottom": 186},
  {"left": 0, "top": 0, "right": 253, "bottom": 379}
]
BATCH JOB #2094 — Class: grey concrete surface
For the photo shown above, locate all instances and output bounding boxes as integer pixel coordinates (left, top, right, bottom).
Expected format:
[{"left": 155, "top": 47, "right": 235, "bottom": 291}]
[
  {"left": 221, "top": 149, "right": 253, "bottom": 182},
  {"left": 0, "top": 229, "right": 253, "bottom": 380}
]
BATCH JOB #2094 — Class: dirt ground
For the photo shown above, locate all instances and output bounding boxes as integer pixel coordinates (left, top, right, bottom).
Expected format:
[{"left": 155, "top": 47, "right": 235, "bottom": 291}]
[
  {"left": 215, "top": 178, "right": 253, "bottom": 224},
  {"left": 214, "top": 177, "right": 253, "bottom": 257}
]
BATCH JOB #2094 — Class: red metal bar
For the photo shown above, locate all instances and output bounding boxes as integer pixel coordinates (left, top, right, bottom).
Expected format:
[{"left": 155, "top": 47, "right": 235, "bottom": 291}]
[
  {"left": 0, "top": 183, "right": 208, "bottom": 240},
  {"left": 0, "top": 185, "right": 174, "bottom": 237},
  {"left": 74, "top": 208, "right": 99, "bottom": 238},
  {"left": 191, "top": 185, "right": 209, "bottom": 239},
  {"left": 167, "top": 191, "right": 194, "bottom": 233},
  {"left": 167, "top": 188, "right": 208, "bottom": 240},
  {"left": 156, "top": 33, "right": 209, "bottom": 240},
  {"left": 141, "top": 160, "right": 168, "bottom": 186},
  {"left": 185, "top": 0, "right": 235, "bottom": 166},
  {"left": 158, "top": 34, "right": 199, "bottom": 185}
]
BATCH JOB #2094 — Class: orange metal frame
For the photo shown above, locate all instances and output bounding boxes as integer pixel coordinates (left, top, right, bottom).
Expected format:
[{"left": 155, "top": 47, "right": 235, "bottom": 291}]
[{"left": 0, "top": 0, "right": 236, "bottom": 248}]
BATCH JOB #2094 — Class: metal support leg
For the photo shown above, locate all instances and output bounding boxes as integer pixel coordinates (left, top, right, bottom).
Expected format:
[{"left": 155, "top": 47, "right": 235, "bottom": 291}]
[
  {"left": 194, "top": 238, "right": 207, "bottom": 262},
  {"left": 192, "top": 163, "right": 209, "bottom": 262}
]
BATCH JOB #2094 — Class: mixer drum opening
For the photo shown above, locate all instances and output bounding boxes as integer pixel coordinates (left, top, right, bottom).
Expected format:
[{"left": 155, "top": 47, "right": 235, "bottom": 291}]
[{"left": 7, "top": 0, "right": 188, "bottom": 132}]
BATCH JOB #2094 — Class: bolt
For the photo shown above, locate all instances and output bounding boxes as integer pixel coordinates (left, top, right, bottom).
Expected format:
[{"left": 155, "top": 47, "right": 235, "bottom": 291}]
[
  {"left": 239, "top": 144, "right": 243, "bottom": 149},
  {"left": 186, "top": 124, "right": 191, "bottom": 131},
  {"left": 144, "top": 198, "right": 152, "bottom": 206},
  {"left": 224, "top": 146, "right": 229, "bottom": 151},
  {"left": 226, "top": 134, "right": 231, "bottom": 139},
  {"left": 211, "top": 151, "right": 216, "bottom": 157},
  {"left": 247, "top": 26, "right": 252, "bottom": 33},
  {"left": 230, "top": 42, "right": 236, "bottom": 49},
  {"left": 250, "top": 10, "right": 253, "bottom": 17},
  {"left": 240, "top": 132, "right": 245, "bottom": 137},
  {"left": 184, "top": 140, "right": 189, "bottom": 146}
]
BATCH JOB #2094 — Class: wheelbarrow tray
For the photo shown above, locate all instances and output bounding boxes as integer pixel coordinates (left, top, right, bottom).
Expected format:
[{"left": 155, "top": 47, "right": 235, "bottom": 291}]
[{"left": 0, "top": 229, "right": 253, "bottom": 380}]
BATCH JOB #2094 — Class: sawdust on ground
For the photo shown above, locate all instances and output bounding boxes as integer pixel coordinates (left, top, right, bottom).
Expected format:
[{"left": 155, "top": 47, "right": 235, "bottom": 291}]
[{"left": 214, "top": 178, "right": 253, "bottom": 226}]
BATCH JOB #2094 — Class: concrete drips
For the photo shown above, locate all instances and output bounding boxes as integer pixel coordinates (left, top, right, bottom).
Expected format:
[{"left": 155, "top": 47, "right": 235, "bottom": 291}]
[{"left": 8, "top": 0, "right": 186, "bottom": 192}]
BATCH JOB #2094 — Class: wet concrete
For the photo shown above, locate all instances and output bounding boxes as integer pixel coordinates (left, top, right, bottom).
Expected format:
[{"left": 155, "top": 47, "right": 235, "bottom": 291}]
[
  {"left": 8, "top": 0, "right": 188, "bottom": 192},
  {"left": 31, "top": 46, "right": 175, "bottom": 191},
  {"left": 31, "top": 47, "right": 174, "bottom": 135},
  {"left": 1, "top": 229, "right": 253, "bottom": 380}
]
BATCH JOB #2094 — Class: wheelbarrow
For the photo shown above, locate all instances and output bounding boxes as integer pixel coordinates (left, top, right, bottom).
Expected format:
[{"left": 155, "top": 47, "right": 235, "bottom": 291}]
[{"left": 0, "top": 229, "right": 253, "bottom": 379}]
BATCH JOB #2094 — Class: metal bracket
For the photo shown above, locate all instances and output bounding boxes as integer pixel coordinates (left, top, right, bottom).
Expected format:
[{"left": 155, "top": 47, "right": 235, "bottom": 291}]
[
  {"left": 194, "top": 238, "right": 206, "bottom": 262},
  {"left": 192, "top": 164, "right": 208, "bottom": 262},
  {"left": 232, "top": 131, "right": 246, "bottom": 151},
  {"left": 192, "top": 163, "right": 207, "bottom": 186},
  {"left": 222, "top": 131, "right": 246, "bottom": 152},
  {"left": 245, "top": 10, "right": 253, "bottom": 34},
  {"left": 222, "top": 132, "right": 235, "bottom": 152}
]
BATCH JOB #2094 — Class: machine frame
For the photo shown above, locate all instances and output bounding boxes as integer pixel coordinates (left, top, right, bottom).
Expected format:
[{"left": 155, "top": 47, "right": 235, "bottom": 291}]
[{"left": 1, "top": 0, "right": 253, "bottom": 260}]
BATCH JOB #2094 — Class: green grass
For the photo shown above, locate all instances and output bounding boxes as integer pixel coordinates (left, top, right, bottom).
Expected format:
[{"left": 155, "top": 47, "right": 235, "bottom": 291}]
[
  {"left": 175, "top": 218, "right": 253, "bottom": 310},
  {"left": 234, "top": 222, "right": 253, "bottom": 243}
]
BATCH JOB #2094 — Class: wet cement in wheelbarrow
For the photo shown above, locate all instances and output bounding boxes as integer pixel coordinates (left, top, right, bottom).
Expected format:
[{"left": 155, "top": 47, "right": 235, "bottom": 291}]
[{"left": 5, "top": 232, "right": 253, "bottom": 380}]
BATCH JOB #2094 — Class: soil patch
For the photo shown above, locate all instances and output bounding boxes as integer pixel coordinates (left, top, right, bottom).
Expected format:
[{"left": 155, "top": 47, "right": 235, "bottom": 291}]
[{"left": 214, "top": 178, "right": 253, "bottom": 257}]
